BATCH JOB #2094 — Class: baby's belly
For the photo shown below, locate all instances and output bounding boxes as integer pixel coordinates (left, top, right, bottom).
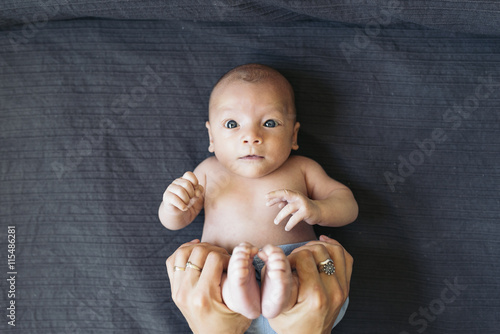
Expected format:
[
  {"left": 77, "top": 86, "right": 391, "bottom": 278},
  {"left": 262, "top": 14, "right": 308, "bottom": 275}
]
[{"left": 201, "top": 207, "right": 317, "bottom": 253}]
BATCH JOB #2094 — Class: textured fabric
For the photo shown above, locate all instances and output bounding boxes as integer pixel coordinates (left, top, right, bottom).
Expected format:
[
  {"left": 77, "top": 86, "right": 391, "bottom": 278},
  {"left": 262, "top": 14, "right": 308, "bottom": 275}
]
[
  {"left": 1, "top": 2, "right": 499, "bottom": 334},
  {"left": 1, "top": 0, "right": 500, "bottom": 35}
]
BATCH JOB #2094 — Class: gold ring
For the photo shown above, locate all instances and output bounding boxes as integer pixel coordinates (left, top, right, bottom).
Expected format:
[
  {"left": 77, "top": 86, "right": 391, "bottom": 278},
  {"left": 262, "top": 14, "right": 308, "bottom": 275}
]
[
  {"left": 174, "top": 266, "right": 185, "bottom": 272},
  {"left": 186, "top": 261, "right": 202, "bottom": 271},
  {"left": 318, "top": 258, "right": 335, "bottom": 275}
]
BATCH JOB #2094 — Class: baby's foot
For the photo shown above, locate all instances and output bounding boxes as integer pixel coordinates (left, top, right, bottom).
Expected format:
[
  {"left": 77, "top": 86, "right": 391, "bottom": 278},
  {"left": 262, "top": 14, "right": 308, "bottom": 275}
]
[
  {"left": 222, "top": 243, "right": 261, "bottom": 319},
  {"left": 259, "top": 245, "right": 298, "bottom": 319}
]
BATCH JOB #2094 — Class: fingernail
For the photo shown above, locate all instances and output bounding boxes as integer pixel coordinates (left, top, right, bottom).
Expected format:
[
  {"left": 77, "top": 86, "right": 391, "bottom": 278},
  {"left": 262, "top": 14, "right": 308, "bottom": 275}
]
[{"left": 320, "top": 235, "right": 331, "bottom": 241}]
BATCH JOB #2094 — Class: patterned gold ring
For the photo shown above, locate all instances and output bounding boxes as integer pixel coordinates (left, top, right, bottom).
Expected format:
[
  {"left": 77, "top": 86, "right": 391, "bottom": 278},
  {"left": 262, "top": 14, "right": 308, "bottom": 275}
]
[{"left": 318, "top": 258, "right": 336, "bottom": 275}]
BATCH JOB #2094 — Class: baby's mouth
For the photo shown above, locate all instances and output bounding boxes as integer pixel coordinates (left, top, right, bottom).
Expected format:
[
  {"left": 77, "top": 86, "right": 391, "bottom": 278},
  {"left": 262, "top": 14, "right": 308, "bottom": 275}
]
[{"left": 240, "top": 155, "right": 264, "bottom": 160}]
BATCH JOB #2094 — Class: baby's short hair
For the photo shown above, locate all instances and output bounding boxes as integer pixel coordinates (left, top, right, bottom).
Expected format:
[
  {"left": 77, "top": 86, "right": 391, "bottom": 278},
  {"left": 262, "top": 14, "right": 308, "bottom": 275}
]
[{"left": 209, "top": 63, "right": 296, "bottom": 116}]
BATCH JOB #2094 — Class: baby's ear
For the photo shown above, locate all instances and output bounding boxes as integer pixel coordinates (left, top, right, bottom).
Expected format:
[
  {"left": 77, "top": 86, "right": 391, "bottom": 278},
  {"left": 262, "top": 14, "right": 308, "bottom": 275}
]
[
  {"left": 292, "top": 122, "right": 300, "bottom": 150},
  {"left": 205, "top": 121, "right": 215, "bottom": 153}
]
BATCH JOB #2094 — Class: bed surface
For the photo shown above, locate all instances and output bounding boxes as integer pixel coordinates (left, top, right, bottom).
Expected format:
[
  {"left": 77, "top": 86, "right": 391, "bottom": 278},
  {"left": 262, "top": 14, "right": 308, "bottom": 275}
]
[{"left": 1, "top": 1, "right": 499, "bottom": 333}]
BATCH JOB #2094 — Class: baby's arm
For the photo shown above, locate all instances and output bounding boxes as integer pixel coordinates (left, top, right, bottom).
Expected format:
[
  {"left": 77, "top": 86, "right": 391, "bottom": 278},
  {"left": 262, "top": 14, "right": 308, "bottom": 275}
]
[
  {"left": 304, "top": 158, "right": 358, "bottom": 227},
  {"left": 158, "top": 171, "right": 205, "bottom": 230},
  {"left": 266, "top": 157, "right": 358, "bottom": 231}
]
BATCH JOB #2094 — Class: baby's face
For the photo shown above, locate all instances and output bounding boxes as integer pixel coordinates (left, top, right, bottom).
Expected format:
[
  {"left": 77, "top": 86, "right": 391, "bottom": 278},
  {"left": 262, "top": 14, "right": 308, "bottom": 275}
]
[{"left": 206, "top": 79, "right": 299, "bottom": 178}]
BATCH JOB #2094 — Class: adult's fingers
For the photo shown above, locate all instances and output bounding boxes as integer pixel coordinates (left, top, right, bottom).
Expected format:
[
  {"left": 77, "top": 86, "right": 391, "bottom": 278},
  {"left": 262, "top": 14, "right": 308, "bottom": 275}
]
[
  {"left": 268, "top": 238, "right": 353, "bottom": 334},
  {"left": 288, "top": 245, "right": 331, "bottom": 292},
  {"left": 166, "top": 239, "right": 200, "bottom": 275},
  {"left": 289, "top": 238, "right": 351, "bottom": 305},
  {"left": 197, "top": 251, "right": 230, "bottom": 303},
  {"left": 168, "top": 241, "right": 228, "bottom": 295},
  {"left": 287, "top": 249, "right": 322, "bottom": 303},
  {"left": 316, "top": 235, "right": 353, "bottom": 296},
  {"left": 167, "top": 239, "right": 201, "bottom": 293},
  {"left": 185, "top": 244, "right": 212, "bottom": 278}
]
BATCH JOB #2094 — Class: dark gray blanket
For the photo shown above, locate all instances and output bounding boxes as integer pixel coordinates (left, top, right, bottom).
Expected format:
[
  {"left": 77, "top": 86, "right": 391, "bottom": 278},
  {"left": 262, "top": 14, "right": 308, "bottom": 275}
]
[{"left": 1, "top": 1, "right": 499, "bottom": 333}]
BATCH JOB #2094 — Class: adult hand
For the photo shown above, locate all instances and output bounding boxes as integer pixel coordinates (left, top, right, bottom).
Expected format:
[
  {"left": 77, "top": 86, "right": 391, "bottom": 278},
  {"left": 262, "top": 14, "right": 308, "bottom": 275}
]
[
  {"left": 166, "top": 239, "right": 252, "bottom": 334},
  {"left": 268, "top": 235, "right": 353, "bottom": 334}
]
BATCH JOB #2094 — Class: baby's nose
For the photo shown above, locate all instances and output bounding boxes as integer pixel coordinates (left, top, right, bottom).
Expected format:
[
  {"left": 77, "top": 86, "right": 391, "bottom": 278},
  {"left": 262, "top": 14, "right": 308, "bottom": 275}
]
[{"left": 242, "top": 128, "right": 262, "bottom": 144}]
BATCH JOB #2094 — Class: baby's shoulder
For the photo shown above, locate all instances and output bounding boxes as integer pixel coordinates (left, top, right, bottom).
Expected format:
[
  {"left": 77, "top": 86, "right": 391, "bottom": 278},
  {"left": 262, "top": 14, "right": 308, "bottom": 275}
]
[
  {"left": 286, "top": 155, "right": 322, "bottom": 171},
  {"left": 285, "top": 156, "right": 329, "bottom": 182},
  {"left": 192, "top": 156, "right": 219, "bottom": 185},
  {"left": 194, "top": 156, "right": 219, "bottom": 173}
]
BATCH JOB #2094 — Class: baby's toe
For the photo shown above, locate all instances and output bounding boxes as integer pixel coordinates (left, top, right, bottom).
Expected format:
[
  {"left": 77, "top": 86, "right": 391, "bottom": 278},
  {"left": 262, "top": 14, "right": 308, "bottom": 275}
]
[
  {"left": 232, "top": 242, "right": 258, "bottom": 256},
  {"left": 228, "top": 243, "right": 258, "bottom": 282},
  {"left": 260, "top": 245, "right": 291, "bottom": 278}
]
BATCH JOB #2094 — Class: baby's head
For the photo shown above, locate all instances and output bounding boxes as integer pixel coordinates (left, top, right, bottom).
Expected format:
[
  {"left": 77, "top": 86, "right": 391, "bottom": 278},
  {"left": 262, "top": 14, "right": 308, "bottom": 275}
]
[
  {"left": 208, "top": 63, "right": 296, "bottom": 119},
  {"left": 206, "top": 64, "right": 300, "bottom": 178}
]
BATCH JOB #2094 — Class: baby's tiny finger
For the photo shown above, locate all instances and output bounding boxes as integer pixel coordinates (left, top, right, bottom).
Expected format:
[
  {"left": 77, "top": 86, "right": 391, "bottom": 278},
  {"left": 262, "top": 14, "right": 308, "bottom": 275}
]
[
  {"left": 274, "top": 203, "right": 297, "bottom": 226},
  {"left": 266, "top": 189, "right": 293, "bottom": 202},
  {"left": 172, "top": 178, "right": 195, "bottom": 198},
  {"left": 284, "top": 213, "right": 303, "bottom": 232},
  {"left": 194, "top": 184, "right": 204, "bottom": 198},
  {"left": 265, "top": 191, "right": 285, "bottom": 206},
  {"left": 182, "top": 171, "right": 199, "bottom": 187},
  {"left": 170, "top": 194, "right": 189, "bottom": 211},
  {"left": 167, "top": 185, "right": 191, "bottom": 208}
]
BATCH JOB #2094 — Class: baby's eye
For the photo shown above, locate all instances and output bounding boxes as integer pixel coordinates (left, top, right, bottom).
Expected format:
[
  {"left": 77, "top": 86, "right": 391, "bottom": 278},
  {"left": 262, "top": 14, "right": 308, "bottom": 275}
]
[
  {"left": 224, "top": 120, "right": 238, "bottom": 129},
  {"left": 264, "top": 119, "right": 278, "bottom": 128}
]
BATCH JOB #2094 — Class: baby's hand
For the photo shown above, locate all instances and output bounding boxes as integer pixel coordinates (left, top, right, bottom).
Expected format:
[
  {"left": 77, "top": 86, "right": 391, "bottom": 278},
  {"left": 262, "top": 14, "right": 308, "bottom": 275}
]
[
  {"left": 265, "top": 190, "right": 321, "bottom": 232},
  {"left": 163, "top": 171, "right": 204, "bottom": 214}
]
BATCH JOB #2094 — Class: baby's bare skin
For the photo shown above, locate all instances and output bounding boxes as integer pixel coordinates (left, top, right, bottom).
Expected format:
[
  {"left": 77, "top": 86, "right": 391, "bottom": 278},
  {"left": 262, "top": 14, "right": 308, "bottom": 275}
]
[
  {"left": 259, "top": 244, "right": 298, "bottom": 319},
  {"left": 162, "top": 153, "right": 353, "bottom": 319},
  {"left": 222, "top": 243, "right": 298, "bottom": 320},
  {"left": 195, "top": 155, "right": 317, "bottom": 252},
  {"left": 159, "top": 64, "right": 358, "bottom": 320},
  {"left": 221, "top": 243, "right": 261, "bottom": 319}
]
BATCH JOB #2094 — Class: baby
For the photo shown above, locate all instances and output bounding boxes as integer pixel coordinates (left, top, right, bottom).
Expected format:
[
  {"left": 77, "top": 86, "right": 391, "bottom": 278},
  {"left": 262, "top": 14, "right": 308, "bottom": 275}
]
[{"left": 159, "top": 64, "right": 358, "bottom": 320}]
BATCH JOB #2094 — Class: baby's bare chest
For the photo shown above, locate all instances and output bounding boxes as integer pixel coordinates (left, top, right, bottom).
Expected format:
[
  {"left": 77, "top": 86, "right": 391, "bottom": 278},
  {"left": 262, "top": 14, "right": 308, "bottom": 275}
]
[
  {"left": 200, "top": 162, "right": 316, "bottom": 250},
  {"left": 204, "top": 168, "right": 307, "bottom": 215},
  {"left": 198, "top": 157, "right": 318, "bottom": 250}
]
